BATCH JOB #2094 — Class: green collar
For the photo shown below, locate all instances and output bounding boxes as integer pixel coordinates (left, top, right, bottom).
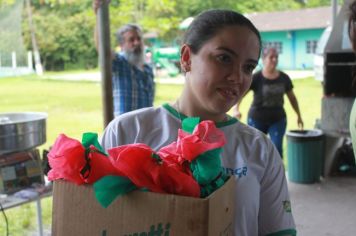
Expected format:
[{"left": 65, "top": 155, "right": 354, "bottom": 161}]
[{"left": 162, "top": 103, "right": 237, "bottom": 128}]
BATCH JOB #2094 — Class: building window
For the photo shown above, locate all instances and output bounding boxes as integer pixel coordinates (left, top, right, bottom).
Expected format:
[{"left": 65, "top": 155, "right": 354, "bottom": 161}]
[
  {"left": 262, "top": 41, "right": 283, "bottom": 54},
  {"left": 306, "top": 40, "right": 318, "bottom": 54}
]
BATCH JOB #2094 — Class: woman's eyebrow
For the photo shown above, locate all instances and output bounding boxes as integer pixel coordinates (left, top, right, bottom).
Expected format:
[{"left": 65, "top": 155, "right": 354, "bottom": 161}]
[
  {"left": 247, "top": 59, "right": 258, "bottom": 65},
  {"left": 216, "top": 47, "right": 237, "bottom": 56},
  {"left": 216, "top": 47, "right": 258, "bottom": 65}
]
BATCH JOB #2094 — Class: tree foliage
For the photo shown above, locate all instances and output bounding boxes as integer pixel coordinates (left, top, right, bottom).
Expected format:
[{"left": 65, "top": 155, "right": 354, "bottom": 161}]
[
  {"left": 21, "top": 0, "right": 96, "bottom": 70},
  {"left": 0, "top": 0, "right": 343, "bottom": 70}
]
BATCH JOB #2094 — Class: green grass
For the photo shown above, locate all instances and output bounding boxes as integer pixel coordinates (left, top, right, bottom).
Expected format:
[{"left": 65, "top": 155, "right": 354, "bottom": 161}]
[
  {"left": 0, "top": 74, "right": 184, "bottom": 235},
  {"left": 0, "top": 75, "right": 183, "bottom": 149},
  {"left": 43, "top": 69, "right": 99, "bottom": 75},
  {"left": 0, "top": 74, "right": 322, "bottom": 235}
]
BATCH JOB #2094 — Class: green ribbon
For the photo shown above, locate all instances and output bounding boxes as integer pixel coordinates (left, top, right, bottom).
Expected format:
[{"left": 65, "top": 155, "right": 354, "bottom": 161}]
[
  {"left": 82, "top": 132, "right": 106, "bottom": 154},
  {"left": 93, "top": 175, "right": 137, "bottom": 208},
  {"left": 81, "top": 132, "right": 136, "bottom": 208},
  {"left": 182, "top": 117, "right": 228, "bottom": 198},
  {"left": 80, "top": 132, "right": 108, "bottom": 179}
]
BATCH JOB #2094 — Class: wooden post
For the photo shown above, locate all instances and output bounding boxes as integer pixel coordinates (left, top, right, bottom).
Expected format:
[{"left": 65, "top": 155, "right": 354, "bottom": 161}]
[{"left": 97, "top": 2, "right": 114, "bottom": 128}]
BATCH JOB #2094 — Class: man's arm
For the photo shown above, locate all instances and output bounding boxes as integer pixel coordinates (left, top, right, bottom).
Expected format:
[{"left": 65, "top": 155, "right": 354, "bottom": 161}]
[{"left": 93, "top": 0, "right": 115, "bottom": 59}]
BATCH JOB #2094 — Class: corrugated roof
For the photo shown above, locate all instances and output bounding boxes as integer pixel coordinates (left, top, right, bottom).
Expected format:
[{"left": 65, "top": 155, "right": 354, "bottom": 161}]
[{"left": 246, "top": 6, "right": 335, "bottom": 32}]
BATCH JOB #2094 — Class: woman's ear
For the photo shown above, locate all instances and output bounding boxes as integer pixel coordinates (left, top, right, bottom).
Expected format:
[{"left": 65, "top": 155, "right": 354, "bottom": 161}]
[{"left": 180, "top": 44, "right": 192, "bottom": 72}]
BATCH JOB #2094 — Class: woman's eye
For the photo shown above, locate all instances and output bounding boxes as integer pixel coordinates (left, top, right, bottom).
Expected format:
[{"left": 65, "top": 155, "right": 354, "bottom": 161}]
[
  {"left": 244, "top": 64, "right": 256, "bottom": 74},
  {"left": 216, "top": 54, "right": 232, "bottom": 64}
]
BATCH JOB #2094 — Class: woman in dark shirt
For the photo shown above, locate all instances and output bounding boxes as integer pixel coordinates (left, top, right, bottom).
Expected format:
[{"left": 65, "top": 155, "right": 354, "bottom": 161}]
[{"left": 235, "top": 48, "right": 303, "bottom": 157}]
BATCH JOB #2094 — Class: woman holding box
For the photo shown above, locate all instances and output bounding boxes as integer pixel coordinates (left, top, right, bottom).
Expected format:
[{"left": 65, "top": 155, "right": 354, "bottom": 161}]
[{"left": 99, "top": 7, "right": 296, "bottom": 236}]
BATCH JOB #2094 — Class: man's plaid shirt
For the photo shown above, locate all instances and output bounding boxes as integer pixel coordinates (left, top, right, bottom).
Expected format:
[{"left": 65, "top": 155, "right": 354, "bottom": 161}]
[{"left": 112, "top": 53, "right": 155, "bottom": 116}]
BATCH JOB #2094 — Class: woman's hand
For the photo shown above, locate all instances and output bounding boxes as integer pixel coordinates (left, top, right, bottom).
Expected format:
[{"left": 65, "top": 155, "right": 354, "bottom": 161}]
[{"left": 297, "top": 116, "right": 304, "bottom": 130}]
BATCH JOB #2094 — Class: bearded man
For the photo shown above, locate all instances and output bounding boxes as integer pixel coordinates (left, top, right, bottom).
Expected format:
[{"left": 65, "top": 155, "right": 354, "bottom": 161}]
[
  {"left": 94, "top": 1, "right": 155, "bottom": 116},
  {"left": 111, "top": 24, "right": 155, "bottom": 116}
]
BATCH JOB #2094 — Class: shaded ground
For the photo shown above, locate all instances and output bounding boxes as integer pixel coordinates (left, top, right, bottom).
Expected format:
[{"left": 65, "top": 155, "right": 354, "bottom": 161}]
[{"left": 288, "top": 176, "right": 356, "bottom": 236}]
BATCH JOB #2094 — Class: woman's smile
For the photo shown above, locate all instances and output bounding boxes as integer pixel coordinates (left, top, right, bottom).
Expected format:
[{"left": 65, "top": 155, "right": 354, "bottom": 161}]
[{"left": 217, "top": 87, "right": 238, "bottom": 100}]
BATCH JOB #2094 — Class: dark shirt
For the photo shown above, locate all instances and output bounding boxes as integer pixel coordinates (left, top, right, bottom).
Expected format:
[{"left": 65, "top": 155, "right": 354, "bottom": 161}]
[{"left": 248, "top": 70, "right": 293, "bottom": 124}]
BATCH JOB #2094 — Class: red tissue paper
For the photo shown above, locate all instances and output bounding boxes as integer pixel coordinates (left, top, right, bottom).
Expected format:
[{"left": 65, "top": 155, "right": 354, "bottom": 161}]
[
  {"left": 47, "top": 134, "right": 120, "bottom": 185},
  {"left": 47, "top": 120, "right": 225, "bottom": 198}
]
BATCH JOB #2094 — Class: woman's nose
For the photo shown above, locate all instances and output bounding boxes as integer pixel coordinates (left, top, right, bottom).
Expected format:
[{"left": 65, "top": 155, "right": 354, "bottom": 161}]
[{"left": 227, "top": 67, "right": 242, "bottom": 83}]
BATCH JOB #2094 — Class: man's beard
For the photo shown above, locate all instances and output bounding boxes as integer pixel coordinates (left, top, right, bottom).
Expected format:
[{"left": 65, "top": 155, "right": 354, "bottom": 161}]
[{"left": 124, "top": 46, "right": 144, "bottom": 66}]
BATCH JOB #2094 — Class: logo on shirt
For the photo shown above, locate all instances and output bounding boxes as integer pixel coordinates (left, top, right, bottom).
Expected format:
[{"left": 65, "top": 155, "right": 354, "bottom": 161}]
[
  {"left": 283, "top": 200, "right": 292, "bottom": 213},
  {"left": 222, "top": 166, "right": 248, "bottom": 178}
]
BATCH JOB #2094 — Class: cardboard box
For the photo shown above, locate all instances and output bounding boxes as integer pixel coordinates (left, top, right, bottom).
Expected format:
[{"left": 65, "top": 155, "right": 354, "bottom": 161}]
[{"left": 52, "top": 177, "right": 235, "bottom": 236}]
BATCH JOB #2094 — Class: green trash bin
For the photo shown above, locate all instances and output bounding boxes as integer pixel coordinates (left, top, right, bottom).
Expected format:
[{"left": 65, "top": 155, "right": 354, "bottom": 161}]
[{"left": 286, "top": 129, "right": 324, "bottom": 183}]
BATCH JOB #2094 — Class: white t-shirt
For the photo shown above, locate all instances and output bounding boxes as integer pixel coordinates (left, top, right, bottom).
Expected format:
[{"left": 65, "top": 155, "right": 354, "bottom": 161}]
[{"left": 100, "top": 104, "right": 296, "bottom": 236}]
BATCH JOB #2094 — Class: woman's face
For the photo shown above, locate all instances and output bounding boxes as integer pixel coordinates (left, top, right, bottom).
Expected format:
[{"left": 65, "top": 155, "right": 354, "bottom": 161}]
[
  {"left": 263, "top": 49, "right": 279, "bottom": 71},
  {"left": 180, "top": 25, "right": 260, "bottom": 119}
]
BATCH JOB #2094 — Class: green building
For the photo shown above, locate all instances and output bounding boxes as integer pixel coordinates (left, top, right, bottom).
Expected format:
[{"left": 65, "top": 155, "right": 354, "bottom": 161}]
[{"left": 246, "top": 6, "right": 333, "bottom": 70}]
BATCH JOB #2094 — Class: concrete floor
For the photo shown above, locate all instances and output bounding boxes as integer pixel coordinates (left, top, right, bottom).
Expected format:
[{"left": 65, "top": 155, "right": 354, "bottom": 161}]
[{"left": 288, "top": 176, "right": 356, "bottom": 236}]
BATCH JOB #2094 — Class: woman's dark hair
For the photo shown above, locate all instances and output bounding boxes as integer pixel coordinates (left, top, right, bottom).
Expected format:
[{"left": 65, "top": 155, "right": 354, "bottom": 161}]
[{"left": 183, "top": 9, "right": 261, "bottom": 55}]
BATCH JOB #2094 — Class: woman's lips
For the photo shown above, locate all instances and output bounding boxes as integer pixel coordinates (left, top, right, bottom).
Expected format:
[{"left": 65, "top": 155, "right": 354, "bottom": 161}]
[{"left": 217, "top": 88, "right": 238, "bottom": 99}]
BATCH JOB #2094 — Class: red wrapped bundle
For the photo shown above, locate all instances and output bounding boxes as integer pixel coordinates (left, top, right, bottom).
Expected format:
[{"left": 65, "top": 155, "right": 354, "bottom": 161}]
[
  {"left": 47, "top": 119, "right": 226, "bottom": 201},
  {"left": 106, "top": 120, "right": 225, "bottom": 197},
  {"left": 47, "top": 134, "right": 120, "bottom": 184},
  {"left": 47, "top": 134, "right": 86, "bottom": 184},
  {"left": 159, "top": 120, "right": 226, "bottom": 165},
  {"left": 84, "top": 145, "right": 122, "bottom": 184},
  {"left": 108, "top": 144, "right": 201, "bottom": 197}
]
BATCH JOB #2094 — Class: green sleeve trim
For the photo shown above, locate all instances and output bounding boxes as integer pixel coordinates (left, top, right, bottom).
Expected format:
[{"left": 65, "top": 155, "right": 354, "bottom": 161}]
[
  {"left": 162, "top": 103, "right": 237, "bottom": 127},
  {"left": 266, "top": 229, "right": 297, "bottom": 236}
]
